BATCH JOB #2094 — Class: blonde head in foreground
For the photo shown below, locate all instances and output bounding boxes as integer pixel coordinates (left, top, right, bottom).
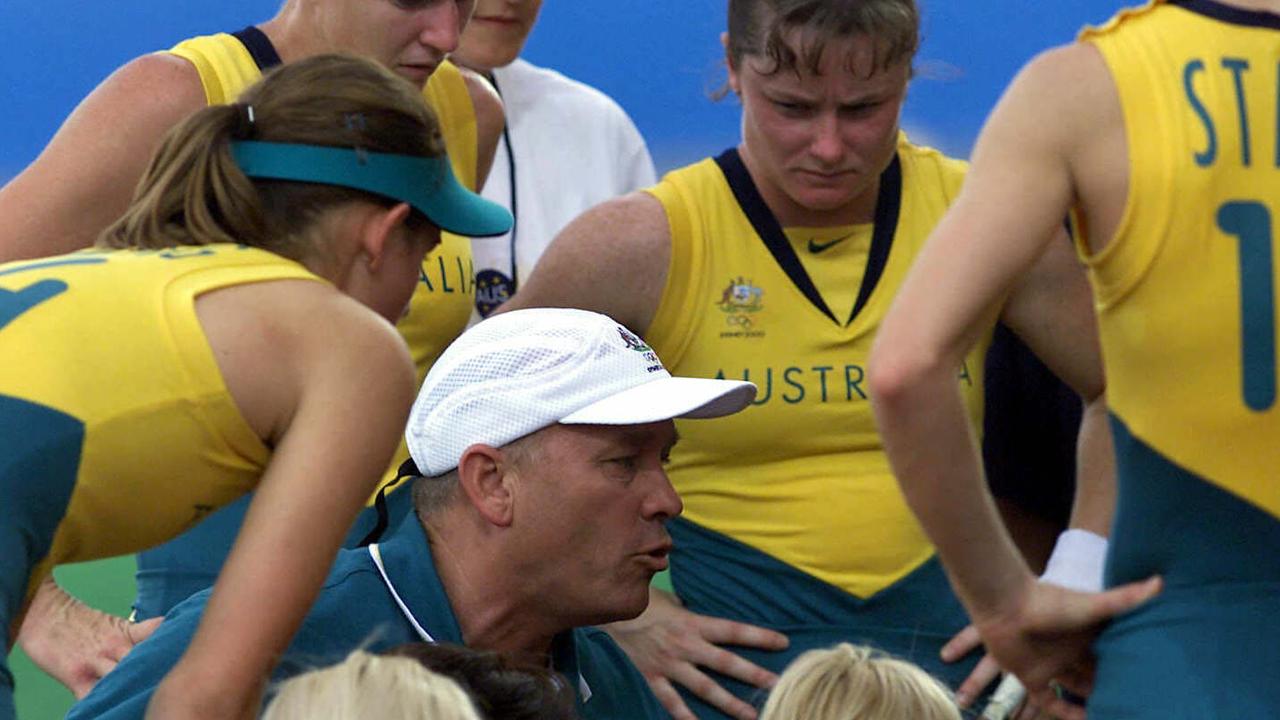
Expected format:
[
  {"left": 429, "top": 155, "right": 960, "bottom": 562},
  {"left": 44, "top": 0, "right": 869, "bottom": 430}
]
[
  {"left": 760, "top": 643, "right": 960, "bottom": 720},
  {"left": 261, "top": 650, "right": 481, "bottom": 720}
]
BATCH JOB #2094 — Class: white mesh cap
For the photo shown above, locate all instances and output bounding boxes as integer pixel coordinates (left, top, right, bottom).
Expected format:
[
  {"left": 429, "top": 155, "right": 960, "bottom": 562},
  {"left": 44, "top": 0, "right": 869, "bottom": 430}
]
[{"left": 406, "top": 308, "right": 757, "bottom": 476}]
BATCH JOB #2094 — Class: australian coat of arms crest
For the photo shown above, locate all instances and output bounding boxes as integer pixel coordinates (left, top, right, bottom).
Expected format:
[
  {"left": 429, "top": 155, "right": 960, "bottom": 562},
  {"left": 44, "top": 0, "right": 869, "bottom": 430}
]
[{"left": 716, "top": 276, "right": 764, "bottom": 331}]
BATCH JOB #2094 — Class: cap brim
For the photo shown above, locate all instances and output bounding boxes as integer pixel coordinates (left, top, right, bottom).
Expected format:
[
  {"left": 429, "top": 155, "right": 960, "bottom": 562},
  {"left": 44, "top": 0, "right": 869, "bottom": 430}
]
[
  {"left": 230, "top": 141, "right": 513, "bottom": 238},
  {"left": 559, "top": 377, "right": 756, "bottom": 425},
  {"left": 414, "top": 157, "right": 514, "bottom": 238}
]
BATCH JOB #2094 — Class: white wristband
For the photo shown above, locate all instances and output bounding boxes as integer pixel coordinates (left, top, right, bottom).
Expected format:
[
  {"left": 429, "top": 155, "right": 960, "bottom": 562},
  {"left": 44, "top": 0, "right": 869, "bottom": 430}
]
[{"left": 1040, "top": 529, "right": 1107, "bottom": 592}]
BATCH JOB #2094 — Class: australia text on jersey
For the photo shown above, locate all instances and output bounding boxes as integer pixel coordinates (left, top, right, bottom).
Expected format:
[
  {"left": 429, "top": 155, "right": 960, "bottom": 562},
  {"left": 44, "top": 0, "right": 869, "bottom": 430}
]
[
  {"left": 418, "top": 254, "right": 475, "bottom": 295},
  {"left": 715, "top": 362, "right": 974, "bottom": 406}
]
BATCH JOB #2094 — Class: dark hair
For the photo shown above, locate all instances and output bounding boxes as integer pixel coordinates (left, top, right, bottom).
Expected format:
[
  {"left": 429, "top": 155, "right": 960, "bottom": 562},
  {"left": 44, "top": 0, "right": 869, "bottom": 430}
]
[
  {"left": 98, "top": 53, "right": 442, "bottom": 263},
  {"left": 726, "top": 0, "right": 919, "bottom": 78},
  {"left": 386, "top": 643, "right": 578, "bottom": 720}
]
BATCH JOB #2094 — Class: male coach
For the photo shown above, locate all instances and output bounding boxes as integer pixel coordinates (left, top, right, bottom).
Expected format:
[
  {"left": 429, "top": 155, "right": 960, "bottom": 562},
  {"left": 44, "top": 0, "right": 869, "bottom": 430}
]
[{"left": 69, "top": 308, "right": 756, "bottom": 720}]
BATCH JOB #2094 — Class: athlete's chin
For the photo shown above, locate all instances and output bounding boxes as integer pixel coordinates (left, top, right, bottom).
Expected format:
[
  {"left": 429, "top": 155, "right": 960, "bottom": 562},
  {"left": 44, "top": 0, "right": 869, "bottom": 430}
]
[
  {"left": 394, "top": 64, "right": 435, "bottom": 88},
  {"left": 787, "top": 185, "right": 863, "bottom": 213},
  {"left": 786, "top": 170, "right": 865, "bottom": 201}
]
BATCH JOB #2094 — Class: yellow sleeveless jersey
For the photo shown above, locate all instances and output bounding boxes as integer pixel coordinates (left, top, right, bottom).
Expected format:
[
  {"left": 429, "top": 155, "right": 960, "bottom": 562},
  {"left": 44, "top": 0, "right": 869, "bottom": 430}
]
[
  {"left": 0, "top": 245, "right": 320, "bottom": 593},
  {"left": 1080, "top": 1, "right": 1280, "bottom": 518},
  {"left": 646, "top": 138, "right": 989, "bottom": 598},
  {"left": 168, "top": 32, "right": 481, "bottom": 485},
  {"left": 169, "top": 32, "right": 478, "bottom": 378}
]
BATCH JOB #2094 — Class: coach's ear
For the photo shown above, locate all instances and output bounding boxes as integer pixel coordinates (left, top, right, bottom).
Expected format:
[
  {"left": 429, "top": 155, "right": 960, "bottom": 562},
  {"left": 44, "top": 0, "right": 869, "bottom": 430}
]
[{"left": 457, "top": 444, "right": 514, "bottom": 527}]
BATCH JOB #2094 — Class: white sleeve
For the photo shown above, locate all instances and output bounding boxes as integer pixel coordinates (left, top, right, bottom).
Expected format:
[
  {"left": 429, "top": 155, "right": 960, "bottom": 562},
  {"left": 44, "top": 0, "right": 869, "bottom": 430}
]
[
  {"left": 603, "top": 101, "right": 656, "bottom": 194},
  {"left": 618, "top": 117, "right": 657, "bottom": 191}
]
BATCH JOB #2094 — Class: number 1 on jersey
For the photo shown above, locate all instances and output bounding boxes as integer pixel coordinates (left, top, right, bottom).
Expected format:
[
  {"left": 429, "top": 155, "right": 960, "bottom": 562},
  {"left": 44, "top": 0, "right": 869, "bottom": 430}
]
[{"left": 1217, "top": 200, "right": 1276, "bottom": 411}]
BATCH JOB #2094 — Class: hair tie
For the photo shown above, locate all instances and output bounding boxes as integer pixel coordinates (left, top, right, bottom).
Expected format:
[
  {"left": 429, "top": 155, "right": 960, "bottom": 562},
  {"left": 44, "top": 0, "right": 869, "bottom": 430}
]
[
  {"left": 343, "top": 112, "right": 367, "bottom": 132},
  {"left": 231, "top": 103, "right": 257, "bottom": 140}
]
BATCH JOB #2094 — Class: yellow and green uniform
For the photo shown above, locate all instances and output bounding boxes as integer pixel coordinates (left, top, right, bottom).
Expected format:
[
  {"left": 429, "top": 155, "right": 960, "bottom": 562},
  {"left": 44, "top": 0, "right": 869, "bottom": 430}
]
[
  {"left": 644, "top": 137, "right": 991, "bottom": 713},
  {"left": 0, "top": 245, "right": 320, "bottom": 713},
  {"left": 132, "top": 28, "right": 482, "bottom": 619},
  {"left": 168, "top": 28, "right": 479, "bottom": 391},
  {"left": 1078, "top": 2, "right": 1280, "bottom": 716}
]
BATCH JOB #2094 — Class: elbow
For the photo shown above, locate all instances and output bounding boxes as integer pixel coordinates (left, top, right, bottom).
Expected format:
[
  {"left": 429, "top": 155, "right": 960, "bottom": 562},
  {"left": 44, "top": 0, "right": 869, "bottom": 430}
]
[{"left": 867, "top": 334, "right": 948, "bottom": 412}]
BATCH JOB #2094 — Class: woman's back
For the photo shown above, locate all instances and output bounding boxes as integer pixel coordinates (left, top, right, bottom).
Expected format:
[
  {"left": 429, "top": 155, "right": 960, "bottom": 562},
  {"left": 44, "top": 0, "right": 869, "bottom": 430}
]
[{"left": 1, "top": 246, "right": 317, "bottom": 576}]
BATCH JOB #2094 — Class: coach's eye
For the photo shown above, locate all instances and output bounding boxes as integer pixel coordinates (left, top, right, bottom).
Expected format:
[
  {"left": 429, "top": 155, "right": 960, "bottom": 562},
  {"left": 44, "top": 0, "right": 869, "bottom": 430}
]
[{"left": 611, "top": 456, "right": 638, "bottom": 471}]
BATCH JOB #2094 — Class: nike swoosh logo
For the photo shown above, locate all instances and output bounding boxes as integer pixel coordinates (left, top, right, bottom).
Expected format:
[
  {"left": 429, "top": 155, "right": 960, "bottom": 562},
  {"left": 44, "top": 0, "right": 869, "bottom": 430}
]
[{"left": 807, "top": 233, "right": 855, "bottom": 254}]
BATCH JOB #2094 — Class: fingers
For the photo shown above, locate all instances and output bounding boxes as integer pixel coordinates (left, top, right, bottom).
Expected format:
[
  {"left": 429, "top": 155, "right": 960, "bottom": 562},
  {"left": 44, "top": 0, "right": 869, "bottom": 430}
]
[
  {"left": 647, "top": 675, "right": 699, "bottom": 720},
  {"left": 956, "top": 654, "right": 1002, "bottom": 707},
  {"left": 69, "top": 677, "right": 97, "bottom": 701},
  {"left": 1036, "top": 691, "right": 1087, "bottom": 720},
  {"left": 1055, "top": 665, "right": 1094, "bottom": 701},
  {"left": 609, "top": 600, "right": 783, "bottom": 720},
  {"left": 696, "top": 615, "right": 789, "bottom": 652},
  {"left": 1024, "top": 671, "right": 1091, "bottom": 720},
  {"left": 685, "top": 615, "right": 785, "bottom": 689},
  {"left": 127, "top": 617, "right": 164, "bottom": 647},
  {"left": 665, "top": 662, "right": 760, "bottom": 720},
  {"left": 1081, "top": 576, "right": 1161, "bottom": 624},
  {"left": 647, "top": 666, "right": 760, "bottom": 720},
  {"left": 80, "top": 653, "right": 120, "bottom": 698},
  {"left": 978, "top": 673, "right": 1025, "bottom": 718},
  {"left": 1012, "top": 698, "right": 1051, "bottom": 720},
  {"left": 683, "top": 638, "right": 779, "bottom": 689},
  {"left": 941, "top": 623, "right": 983, "bottom": 662},
  {"left": 1023, "top": 576, "right": 1161, "bottom": 636}
]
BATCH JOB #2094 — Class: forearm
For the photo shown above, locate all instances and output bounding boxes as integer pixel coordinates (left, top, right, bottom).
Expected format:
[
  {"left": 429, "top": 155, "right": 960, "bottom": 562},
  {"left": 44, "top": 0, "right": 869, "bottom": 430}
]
[
  {"left": 152, "top": 503, "right": 358, "bottom": 716},
  {"left": 147, "top": 672, "right": 258, "bottom": 720},
  {"left": 873, "top": 364, "right": 1034, "bottom": 617},
  {"left": 147, "top": 566, "right": 332, "bottom": 718},
  {"left": 1068, "top": 396, "right": 1115, "bottom": 534},
  {"left": 1032, "top": 395, "right": 1114, "bottom": 594}
]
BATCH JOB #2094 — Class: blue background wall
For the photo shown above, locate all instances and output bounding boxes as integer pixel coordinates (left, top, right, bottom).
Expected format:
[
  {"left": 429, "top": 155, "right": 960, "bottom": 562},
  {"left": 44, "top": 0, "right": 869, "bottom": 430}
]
[{"left": 3, "top": 1, "right": 1124, "bottom": 182}]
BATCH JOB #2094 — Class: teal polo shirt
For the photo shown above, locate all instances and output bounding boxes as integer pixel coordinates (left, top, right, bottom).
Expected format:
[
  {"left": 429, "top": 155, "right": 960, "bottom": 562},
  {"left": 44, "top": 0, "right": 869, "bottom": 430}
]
[{"left": 70, "top": 515, "right": 663, "bottom": 719}]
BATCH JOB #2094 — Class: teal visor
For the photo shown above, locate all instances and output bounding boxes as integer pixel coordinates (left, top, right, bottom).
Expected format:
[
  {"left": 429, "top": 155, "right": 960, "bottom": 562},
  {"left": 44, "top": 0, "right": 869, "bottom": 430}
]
[{"left": 230, "top": 141, "right": 513, "bottom": 237}]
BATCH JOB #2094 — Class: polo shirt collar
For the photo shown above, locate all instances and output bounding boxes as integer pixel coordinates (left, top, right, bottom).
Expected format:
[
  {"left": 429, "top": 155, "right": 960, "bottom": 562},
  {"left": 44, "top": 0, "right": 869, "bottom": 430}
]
[{"left": 373, "top": 515, "right": 464, "bottom": 644}]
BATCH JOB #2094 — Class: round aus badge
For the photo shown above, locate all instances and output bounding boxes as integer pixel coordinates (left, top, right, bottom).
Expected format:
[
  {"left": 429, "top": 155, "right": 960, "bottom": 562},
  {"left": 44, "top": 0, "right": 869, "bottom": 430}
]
[{"left": 474, "top": 269, "right": 516, "bottom": 318}]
